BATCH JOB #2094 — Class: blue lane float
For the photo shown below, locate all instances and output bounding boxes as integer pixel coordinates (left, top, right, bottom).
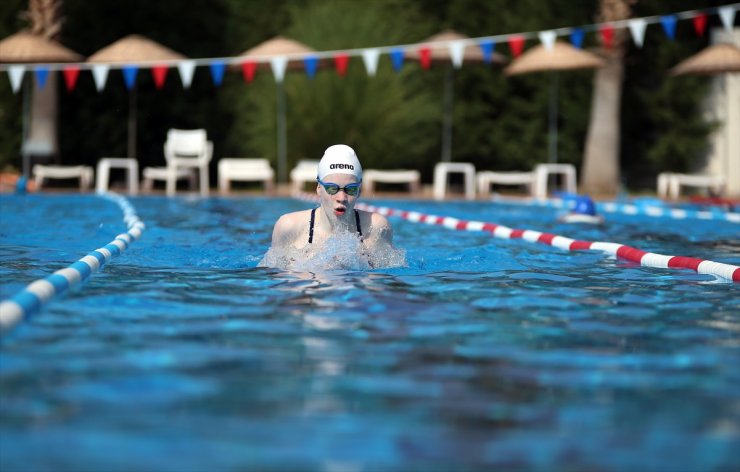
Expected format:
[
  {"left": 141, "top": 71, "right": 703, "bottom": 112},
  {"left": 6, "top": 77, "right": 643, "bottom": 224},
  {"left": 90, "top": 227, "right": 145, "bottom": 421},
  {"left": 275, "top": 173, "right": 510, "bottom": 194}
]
[{"left": 0, "top": 192, "right": 145, "bottom": 334}]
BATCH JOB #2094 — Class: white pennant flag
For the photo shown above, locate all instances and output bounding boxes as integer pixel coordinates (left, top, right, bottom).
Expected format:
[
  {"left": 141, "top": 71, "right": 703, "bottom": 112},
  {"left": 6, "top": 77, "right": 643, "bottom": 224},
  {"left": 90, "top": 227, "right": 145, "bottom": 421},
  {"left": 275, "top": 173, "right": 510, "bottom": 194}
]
[
  {"left": 719, "top": 6, "right": 736, "bottom": 32},
  {"left": 8, "top": 65, "right": 25, "bottom": 93},
  {"left": 538, "top": 30, "right": 557, "bottom": 50},
  {"left": 449, "top": 41, "right": 466, "bottom": 68},
  {"left": 92, "top": 65, "right": 109, "bottom": 91},
  {"left": 362, "top": 48, "right": 380, "bottom": 76},
  {"left": 270, "top": 56, "right": 288, "bottom": 83},
  {"left": 628, "top": 18, "right": 648, "bottom": 47},
  {"left": 177, "top": 60, "right": 196, "bottom": 88}
]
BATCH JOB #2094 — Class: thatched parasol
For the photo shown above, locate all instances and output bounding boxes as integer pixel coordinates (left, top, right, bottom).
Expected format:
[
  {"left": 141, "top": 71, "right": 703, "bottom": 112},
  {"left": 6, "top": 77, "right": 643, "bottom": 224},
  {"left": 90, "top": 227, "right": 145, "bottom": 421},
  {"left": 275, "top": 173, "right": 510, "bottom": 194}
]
[
  {"left": 407, "top": 30, "right": 507, "bottom": 162},
  {"left": 0, "top": 30, "right": 83, "bottom": 63},
  {"left": 238, "top": 36, "right": 319, "bottom": 182},
  {"left": 505, "top": 41, "right": 605, "bottom": 164},
  {"left": 670, "top": 43, "right": 740, "bottom": 76},
  {"left": 88, "top": 35, "right": 187, "bottom": 159}
]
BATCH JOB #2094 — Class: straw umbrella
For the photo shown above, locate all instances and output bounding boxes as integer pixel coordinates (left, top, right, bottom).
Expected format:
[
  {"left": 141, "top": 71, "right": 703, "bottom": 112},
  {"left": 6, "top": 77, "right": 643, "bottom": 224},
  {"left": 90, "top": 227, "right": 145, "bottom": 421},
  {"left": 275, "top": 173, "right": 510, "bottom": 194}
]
[
  {"left": 237, "top": 36, "right": 318, "bottom": 183},
  {"left": 88, "top": 34, "right": 187, "bottom": 159},
  {"left": 406, "top": 30, "right": 507, "bottom": 162},
  {"left": 0, "top": 31, "right": 83, "bottom": 178},
  {"left": 506, "top": 41, "right": 605, "bottom": 164},
  {"left": 671, "top": 42, "right": 740, "bottom": 193}
]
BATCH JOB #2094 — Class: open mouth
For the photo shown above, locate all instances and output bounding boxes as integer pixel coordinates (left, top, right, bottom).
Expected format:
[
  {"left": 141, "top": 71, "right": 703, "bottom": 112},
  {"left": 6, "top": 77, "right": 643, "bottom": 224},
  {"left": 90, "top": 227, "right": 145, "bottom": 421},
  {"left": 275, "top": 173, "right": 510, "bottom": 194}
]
[{"left": 334, "top": 207, "right": 346, "bottom": 216}]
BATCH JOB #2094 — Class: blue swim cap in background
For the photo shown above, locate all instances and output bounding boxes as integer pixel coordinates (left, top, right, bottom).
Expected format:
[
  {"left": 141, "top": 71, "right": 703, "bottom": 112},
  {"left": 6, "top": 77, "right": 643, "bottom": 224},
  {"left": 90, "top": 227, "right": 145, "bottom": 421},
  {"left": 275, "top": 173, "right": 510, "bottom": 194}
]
[{"left": 573, "top": 195, "right": 596, "bottom": 216}]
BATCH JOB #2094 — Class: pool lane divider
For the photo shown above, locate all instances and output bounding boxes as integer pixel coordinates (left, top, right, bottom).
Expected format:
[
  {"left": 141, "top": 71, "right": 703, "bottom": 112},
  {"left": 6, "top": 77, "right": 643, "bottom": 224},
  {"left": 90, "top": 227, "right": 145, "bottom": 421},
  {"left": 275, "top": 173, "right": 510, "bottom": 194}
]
[
  {"left": 0, "top": 192, "right": 145, "bottom": 334},
  {"left": 494, "top": 195, "right": 740, "bottom": 223},
  {"left": 294, "top": 192, "right": 740, "bottom": 282}
]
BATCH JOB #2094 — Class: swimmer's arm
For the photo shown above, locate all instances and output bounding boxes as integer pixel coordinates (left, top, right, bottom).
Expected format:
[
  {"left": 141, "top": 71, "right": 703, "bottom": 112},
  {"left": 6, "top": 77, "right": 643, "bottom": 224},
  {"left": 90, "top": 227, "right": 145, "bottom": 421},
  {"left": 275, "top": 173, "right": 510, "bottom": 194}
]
[
  {"left": 366, "top": 214, "right": 394, "bottom": 250},
  {"left": 270, "top": 214, "right": 301, "bottom": 249}
]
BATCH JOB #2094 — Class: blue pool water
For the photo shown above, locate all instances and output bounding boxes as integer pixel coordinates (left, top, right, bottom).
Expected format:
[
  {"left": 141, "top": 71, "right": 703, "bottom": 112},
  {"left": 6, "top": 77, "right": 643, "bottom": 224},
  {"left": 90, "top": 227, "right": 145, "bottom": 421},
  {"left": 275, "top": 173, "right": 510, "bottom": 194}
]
[{"left": 1, "top": 194, "right": 739, "bottom": 471}]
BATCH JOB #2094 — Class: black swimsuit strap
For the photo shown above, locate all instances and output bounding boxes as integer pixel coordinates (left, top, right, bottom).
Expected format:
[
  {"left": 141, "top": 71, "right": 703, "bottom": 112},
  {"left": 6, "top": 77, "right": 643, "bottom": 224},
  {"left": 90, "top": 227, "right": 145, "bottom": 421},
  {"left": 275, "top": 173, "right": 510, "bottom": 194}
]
[
  {"left": 307, "top": 208, "right": 362, "bottom": 244},
  {"left": 308, "top": 208, "right": 316, "bottom": 244},
  {"left": 355, "top": 209, "right": 363, "bottom": 237}
]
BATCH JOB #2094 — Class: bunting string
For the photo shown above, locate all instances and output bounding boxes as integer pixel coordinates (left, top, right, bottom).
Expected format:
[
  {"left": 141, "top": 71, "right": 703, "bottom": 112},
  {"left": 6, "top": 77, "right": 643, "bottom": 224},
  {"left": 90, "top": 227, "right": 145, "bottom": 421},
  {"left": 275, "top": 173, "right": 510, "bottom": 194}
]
[{"left": 1, "top": 4, "right": 737, "bottom": 93}]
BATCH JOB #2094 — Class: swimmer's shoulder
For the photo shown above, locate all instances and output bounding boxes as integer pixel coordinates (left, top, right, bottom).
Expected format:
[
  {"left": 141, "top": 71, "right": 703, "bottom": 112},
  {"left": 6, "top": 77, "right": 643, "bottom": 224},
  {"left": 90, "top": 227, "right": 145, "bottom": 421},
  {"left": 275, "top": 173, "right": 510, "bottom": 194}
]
[
  {"left": 275, "top": 209, "right": 312, "bottom": 232},
  {"left": 358, "top": 209, "right": 392, "bottom": 239}
]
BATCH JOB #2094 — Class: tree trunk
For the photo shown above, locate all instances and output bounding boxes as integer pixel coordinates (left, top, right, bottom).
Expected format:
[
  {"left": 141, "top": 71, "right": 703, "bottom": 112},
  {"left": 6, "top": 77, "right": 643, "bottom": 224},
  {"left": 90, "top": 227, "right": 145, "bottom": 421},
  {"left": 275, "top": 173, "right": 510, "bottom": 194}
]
[{"left": 581, "top": 50, "right": 623, "bottom": 197}]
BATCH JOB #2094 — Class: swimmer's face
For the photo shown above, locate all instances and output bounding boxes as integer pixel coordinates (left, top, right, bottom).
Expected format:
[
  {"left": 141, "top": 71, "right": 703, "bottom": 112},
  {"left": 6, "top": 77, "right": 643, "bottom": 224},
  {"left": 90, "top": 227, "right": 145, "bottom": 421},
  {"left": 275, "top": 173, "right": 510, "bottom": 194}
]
[{"left": 317, "top": 173, "right": 360, "bottom": 219}]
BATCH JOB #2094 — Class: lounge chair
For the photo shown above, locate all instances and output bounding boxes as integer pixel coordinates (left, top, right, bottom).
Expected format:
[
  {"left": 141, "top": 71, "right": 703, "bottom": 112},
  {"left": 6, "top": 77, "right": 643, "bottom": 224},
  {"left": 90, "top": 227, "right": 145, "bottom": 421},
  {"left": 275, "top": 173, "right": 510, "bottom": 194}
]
[
  {"left": 657, "top": 172, "right": 725, "bottom": 199},
  {"left": 33, "top": 164, "right": 94, "bottom": 191},
  {"left": 218, "top": 158, "right": 275, "bottom": 194},
  {"left": 290, "top": 160, "right": 320, "bottom": 194},
  {"left": 363, "top": 169, "right": 421, "bottom": 195}
]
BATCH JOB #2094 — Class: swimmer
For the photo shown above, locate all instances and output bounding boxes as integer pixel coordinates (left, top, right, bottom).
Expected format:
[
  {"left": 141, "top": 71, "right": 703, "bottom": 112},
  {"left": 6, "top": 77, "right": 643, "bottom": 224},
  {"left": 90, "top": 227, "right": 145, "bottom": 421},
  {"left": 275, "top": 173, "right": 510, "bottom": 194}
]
[
  {"left": 261, "top": 144, "right": 400, "bottom": 270},
  {"left": 558, "top": 195, "right": 605, "bottom": 224}
]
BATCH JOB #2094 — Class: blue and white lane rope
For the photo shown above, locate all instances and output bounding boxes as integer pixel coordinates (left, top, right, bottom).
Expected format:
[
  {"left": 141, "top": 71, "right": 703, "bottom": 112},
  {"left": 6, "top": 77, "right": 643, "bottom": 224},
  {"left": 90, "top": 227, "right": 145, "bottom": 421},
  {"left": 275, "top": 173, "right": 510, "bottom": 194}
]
[
  {"left": 0, "top": 192, "right": 145, "bottom": 334},
  {"left": 496, "top": 196, "right": 740, "bottom": 223}
]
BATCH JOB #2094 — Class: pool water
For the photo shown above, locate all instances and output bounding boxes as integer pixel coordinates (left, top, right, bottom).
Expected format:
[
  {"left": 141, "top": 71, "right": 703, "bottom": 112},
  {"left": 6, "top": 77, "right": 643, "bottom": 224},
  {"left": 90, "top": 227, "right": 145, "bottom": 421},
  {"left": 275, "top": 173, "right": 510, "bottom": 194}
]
[{"left": 1, "top": 194, "right": 739, "bottom": 471}]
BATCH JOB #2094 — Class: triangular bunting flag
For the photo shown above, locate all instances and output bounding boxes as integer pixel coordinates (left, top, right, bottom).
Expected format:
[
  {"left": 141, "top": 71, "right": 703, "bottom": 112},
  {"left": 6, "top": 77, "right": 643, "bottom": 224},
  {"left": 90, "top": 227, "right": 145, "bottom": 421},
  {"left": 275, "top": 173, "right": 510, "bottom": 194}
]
[
  {"left": 718, "top": 6, "right": 736, "bottom": 33},
  {"left": 241, "top": 61, "right": 257, "bottom": 82},
  {"left": 8, "top": 65, "right": 25, "bottom": 93},
  {"left": 304, "top": 56, "right": 319, "bottom": 78},
  {"left": 419, "top": 47, "right": 431, "bottom": 69},
  {"left": 122, "top": 66, "right": 138, "bottom": 90},
  {"left": 178, "top": 60, "right": 196, "bottom": 89},
  {"left": 660, "top": 15, "right": 677, "bottom": 40},
  {"left": 628, "top": 18, "right": 647, "bottom": 47},
  {"left": 390, "top": 48, "right": 404, "bottom": 71},
  {"left": 479, "top": 40, "right": 495, "bottom": 63},
  {"left": 600, "top": 24, "right": 615, "bottom": 49},
  {"left": 152, "top": 65, "right": 168, "bottom": 89},
  {"left": 334, "top": 53, "right": 349, "bottom": 76},
  {"left": 270, "top": 56, "right": 288, "bottom": 82},
  {"left": 34, "top": 67, "right": 49, "bottom": 89},
  {"left": 570, "top": 28, "right": 585, "bottom": 49},
  {"left": 693, "top": 13, "right": 708, "bottom": 37},
  {"left": 449, "top": 41, "right": 465, "bottom": 68},
  {"left": 209, "top": 61, "right": 226, "bottom": 86},
  {"left": 92, "top": 64, "right": 109, "bottom": 91},
  {"left": 62, "top": 66, "right": 80, "bottom": 92},
  {"left": 508, "top": 35, "right": 525, "bottom": 58},
  {"left": 362, "top": 49, "right": 380, "bottom": 76},
  {"left": 538, "top": 30, "right": 557, "bottom": 50}
]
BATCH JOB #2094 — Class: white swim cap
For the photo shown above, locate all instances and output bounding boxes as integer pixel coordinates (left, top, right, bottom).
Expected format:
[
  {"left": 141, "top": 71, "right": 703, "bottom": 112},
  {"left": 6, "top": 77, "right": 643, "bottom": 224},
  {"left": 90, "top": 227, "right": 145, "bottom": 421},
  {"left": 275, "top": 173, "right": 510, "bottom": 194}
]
[{"left": 317, "top": 144, "right": 362, "bottom": 181}]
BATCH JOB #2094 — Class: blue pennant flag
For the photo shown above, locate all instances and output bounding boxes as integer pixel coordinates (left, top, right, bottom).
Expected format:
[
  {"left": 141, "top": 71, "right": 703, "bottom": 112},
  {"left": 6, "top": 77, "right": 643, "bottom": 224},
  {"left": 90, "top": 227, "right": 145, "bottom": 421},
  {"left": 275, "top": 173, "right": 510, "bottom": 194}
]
[
  {"left": 570, "top": 28, "right": 585, "bottom": 49},
  {"left": 304, "top": 56, "right": 319, "bottom": 78},
  {"left": 660, "top": 15, "right": 677, "bottom": 40},
  {"left": 35, "top": 67, "right": 49, "bottom": 88},
  {"left": 210, "top": 61, "right": 226, "bottom": 86},
  {"left": 122, "top": 66, "right": 138, "bottom": 90},
  {"left": 390, "top": 48, "right": 404, "bottom": 72},
  {"left": 479, "top": 40, "right": 495, "bottom": 63}
]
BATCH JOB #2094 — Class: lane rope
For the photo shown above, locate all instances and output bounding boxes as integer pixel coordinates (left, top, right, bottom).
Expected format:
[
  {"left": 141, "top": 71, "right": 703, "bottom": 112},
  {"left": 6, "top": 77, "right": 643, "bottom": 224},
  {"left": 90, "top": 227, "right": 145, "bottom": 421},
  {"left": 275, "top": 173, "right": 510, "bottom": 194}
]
[
  {"left": 0, "top": 192, "right": 145, "bottom": 334},
  {"left": 295, "top": 192, "right": 740, "bottom": 282},
  {"left": 493, "top": 195, "right": 740, "bottom": 223}
]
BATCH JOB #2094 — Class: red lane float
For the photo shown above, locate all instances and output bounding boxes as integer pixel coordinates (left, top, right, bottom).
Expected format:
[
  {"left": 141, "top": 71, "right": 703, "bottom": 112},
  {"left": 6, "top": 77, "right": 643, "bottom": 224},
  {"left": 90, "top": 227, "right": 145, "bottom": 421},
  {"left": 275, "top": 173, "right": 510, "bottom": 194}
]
[{"left": 294, "top": 192, "right": 740, "bottom": 282}]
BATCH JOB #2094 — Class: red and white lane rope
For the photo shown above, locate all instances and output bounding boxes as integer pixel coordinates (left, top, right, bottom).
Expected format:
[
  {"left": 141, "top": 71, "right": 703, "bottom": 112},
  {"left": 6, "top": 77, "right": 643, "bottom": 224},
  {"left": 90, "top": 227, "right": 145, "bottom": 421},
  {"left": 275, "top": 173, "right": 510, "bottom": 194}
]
[{"left": 295, "top": 192, "right": 740, "bottom": 282}]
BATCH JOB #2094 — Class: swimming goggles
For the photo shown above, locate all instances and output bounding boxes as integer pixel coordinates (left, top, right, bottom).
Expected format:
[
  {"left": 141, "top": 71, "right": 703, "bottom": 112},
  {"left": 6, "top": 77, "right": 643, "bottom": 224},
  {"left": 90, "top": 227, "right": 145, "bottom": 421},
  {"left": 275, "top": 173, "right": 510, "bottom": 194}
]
[{"left": 317, "top": 178, "right": 361, "bottom": 196}]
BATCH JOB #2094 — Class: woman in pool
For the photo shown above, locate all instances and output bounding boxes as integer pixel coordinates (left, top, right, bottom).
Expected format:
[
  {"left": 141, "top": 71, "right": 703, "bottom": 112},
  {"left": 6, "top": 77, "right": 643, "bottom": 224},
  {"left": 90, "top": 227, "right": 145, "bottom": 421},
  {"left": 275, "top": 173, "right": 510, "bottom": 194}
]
[{"left": 260, "top": 144, "right": 402, "bottom": 270}]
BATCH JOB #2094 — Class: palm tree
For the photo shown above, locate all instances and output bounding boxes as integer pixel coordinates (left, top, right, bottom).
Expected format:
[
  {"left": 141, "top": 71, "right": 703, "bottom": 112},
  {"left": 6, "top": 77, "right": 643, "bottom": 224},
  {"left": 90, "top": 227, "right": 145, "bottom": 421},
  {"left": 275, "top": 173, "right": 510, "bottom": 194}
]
[
  {"left": 23, "top": 0, "right": 64, "bottom": 165},
  {"left": 581, "top": 0, "right": 635, "bottom": 197}
]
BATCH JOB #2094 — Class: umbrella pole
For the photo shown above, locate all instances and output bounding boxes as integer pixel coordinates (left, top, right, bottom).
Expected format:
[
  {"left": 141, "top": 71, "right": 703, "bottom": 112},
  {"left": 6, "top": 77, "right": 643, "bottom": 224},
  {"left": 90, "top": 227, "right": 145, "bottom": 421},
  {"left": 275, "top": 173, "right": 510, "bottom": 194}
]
[
  {"left": 441, "top": 67, "right": 454, "bottom": 162},
  {"left": 548, "top": 71, "right": 559, "bottom": 164},
  {"left": 128, "top": 86, "right": 137, "bottom": 158},
  {"left": 21, "top": 75, "right": 30, "bottom": 179},
  {"left": 276, "top": 81, "right": 287, "bottom": 183}
]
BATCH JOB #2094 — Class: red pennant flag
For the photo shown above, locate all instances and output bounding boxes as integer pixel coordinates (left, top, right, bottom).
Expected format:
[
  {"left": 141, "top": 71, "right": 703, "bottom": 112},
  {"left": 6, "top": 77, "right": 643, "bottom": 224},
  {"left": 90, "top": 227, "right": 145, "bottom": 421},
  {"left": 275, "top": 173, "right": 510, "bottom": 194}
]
[
  {"left": 600, "top": 24, "right": 615, "bottom": 49},
  {"left": 419, "top": 47, "right": 432, "bottom": 69},
  {"left": 693, "top": 13, "right": 707, "bottom": 37},
  {"left": 62, "top": 66, "right": 80, "bottom": 92},
  {"left": 152, "top": 65, "right": 168, "bottom": 89},
  {"left": 242, "top": 61, "right": 257, "bottom": 82},
  {"left": 508, "top": 35, "right": 525, "bottom": 58},
  {"left": 334, "top": 54, "right": 349, "bottom": 77}
]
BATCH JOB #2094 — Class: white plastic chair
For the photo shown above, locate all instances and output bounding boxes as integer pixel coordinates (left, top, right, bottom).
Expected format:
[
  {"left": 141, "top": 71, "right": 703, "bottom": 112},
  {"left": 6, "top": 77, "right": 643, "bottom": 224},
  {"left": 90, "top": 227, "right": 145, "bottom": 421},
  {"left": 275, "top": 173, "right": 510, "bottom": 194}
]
[
  {"left": 163, "top": 128, "right": 213, "bottom": 196},
  {"left": 218, "top": 158, "right": 275, "bottom": 194}
]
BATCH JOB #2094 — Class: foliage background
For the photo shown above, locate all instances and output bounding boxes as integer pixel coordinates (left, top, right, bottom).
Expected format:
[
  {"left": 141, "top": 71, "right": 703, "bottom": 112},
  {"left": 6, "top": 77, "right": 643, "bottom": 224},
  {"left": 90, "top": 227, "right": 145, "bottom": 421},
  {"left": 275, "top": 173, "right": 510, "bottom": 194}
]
[{"left": 0, "top": 0, "right": 731, "bottom": 190}]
